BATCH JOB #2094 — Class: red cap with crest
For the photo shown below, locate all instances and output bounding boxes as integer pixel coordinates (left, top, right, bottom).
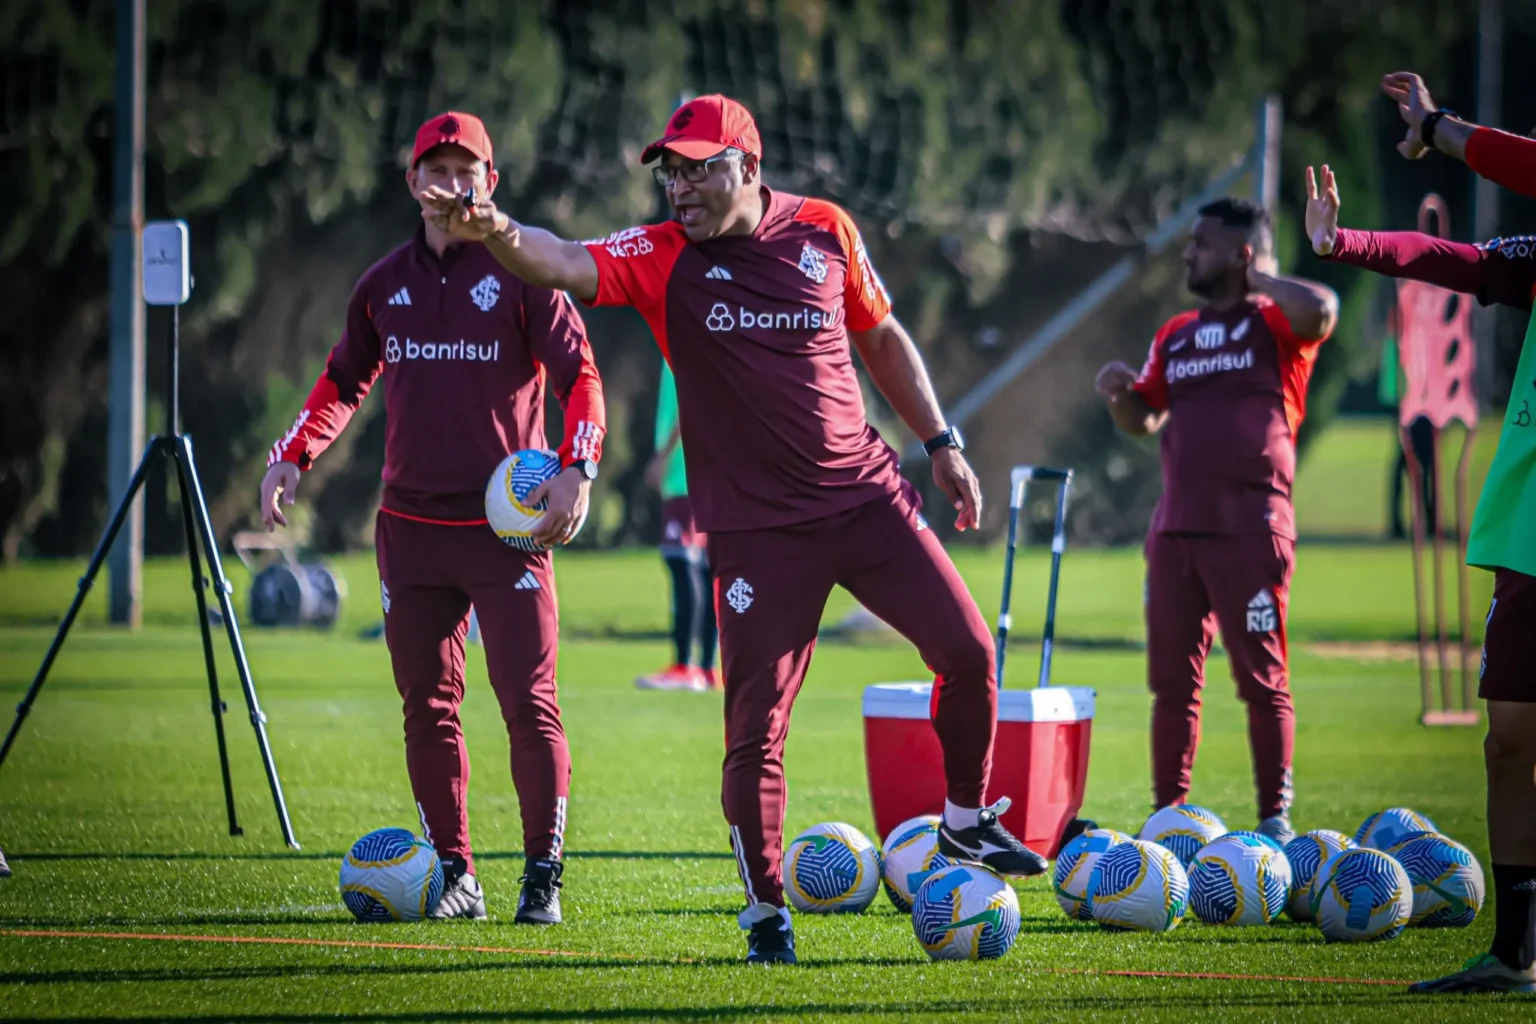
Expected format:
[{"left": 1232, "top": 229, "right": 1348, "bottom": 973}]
[
  {"left": 412, "top": 112, "right": 494, "bottom": 168},
  {"left": 640, "top": 95, "right": 762, "bottom": 165}
]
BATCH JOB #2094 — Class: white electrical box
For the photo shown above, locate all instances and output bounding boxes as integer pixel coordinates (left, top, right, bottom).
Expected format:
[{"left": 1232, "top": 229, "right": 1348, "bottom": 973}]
[{"left": 142, "top": 220, "right": 191, "bottom": 306}]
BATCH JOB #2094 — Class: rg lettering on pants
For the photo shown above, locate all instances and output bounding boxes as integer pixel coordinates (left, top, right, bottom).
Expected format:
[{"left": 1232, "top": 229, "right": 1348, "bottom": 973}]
[
  {"left": 375, "top": 511, "right": 571, "bottom": 873},
  {"left": 711, "top": 491, "right": 997, "bottom": 910},
  {"left": 1144, "top": 531, "right": 1296, "bottom": 822}
]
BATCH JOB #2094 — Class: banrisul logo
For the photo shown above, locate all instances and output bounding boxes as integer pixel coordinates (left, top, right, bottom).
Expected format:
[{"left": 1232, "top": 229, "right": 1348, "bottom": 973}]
[
  {"left": 704, "top": 302, "right": 843, "bottom": 333},
  {"left": 384, "top": 336, "right": 500, "bottom": 364}
]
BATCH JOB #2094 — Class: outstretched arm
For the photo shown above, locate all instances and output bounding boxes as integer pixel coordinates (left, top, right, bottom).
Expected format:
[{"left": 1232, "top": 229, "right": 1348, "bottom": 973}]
[
  {"left": 1382, "top": 72, "right": 1536, "bottom": 198},
  {"left": 419, "top": 186, "right": 600, "bottom": 301},
  {"left": 1305, "top": 164, "right": 1532, "bottom": 312}
]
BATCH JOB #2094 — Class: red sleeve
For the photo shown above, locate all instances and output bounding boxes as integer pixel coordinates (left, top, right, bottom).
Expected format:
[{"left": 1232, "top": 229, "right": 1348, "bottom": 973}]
[
  {"left": 268, "top": 276, "right": 383, "bottom": 470},
  {"left": 793, "top": 199, "right": 893, "bottom": 331},
  {"left": 1255, "top": 296, "right": 1324, "bottom": 435},
  {"left": 579, "top": 223, "right": 688, "bottom": 319},
  {"left": 1130, "top": 312, "right": 1197, "bottom": 411},
  {"left": 525, "top": 287, "right": 606, "bottom": 465},
  {"left": 1329, "top": 228, "right": 1534, "bottom": 312},
  {"left": 1465, "top": 127, "right": 1536, "bottom": 200}
]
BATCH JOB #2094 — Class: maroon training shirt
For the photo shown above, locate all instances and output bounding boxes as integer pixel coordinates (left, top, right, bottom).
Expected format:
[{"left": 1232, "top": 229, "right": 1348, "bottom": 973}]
[
  {"left": 270, "top": 226, "right": 605, "bottom": 523},
  {"left": 582, "top": 188, "right": 899, "bottom": 533},
  {"left": 1131, "top": 297, "right": 1328, "bottom": 538}
]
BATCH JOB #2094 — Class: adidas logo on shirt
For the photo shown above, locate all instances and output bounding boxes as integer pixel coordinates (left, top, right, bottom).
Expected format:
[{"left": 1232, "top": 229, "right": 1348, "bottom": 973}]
[
  {"left": 515, "top": 570, "right": 541, "bottom": 592},
  {"left": 1246, "top": 589, "right": 1277, "bottom": 633},
  {"left": 388, "top": 287, "right": 412, "bottom": 306},
  {"left": 705, "top": 265, "right": 733, "bottom": 281}
]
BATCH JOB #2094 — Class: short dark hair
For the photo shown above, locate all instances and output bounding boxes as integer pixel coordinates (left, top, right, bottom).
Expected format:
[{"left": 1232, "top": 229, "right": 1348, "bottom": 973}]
[{"left": 1198, "top": 197, "right": 1272, "bottom": 253}]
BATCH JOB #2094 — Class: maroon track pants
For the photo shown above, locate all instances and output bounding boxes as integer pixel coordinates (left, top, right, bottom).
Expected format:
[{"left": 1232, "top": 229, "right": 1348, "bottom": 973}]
[
  {"left": 710, "top": 491, "right": 996, "bottom": 909},
  {"left": 375, "top": 512, "right": 570, "bottom": 872},
  {"left": 1145, "top": 531, "right": 1295, "bottom": 821}
]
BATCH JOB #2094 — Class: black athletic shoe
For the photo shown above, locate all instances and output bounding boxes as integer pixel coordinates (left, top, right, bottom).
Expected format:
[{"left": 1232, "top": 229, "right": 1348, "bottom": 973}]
[
  {"left": 429, "top": 871, "right": 488, "bottom": 920},
  {"left": 0, "top": 847, "right": 10, "bottom": 878},
  {"left": 515, "top": 858, "right": 563, "bottom": 925},
  {"left": 937, "top": 797, "right": 1050, "bottom": 877},
  {"left": 745, "top": 909, "right": 797, "bottom": 965}
]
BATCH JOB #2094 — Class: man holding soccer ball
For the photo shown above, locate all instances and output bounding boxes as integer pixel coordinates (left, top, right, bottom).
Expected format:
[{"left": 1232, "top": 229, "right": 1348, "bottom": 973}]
[
  {"left": 259, "top": 112, "right": 606, "bottom": 925},
  {"left": 419, "top": 94, "right": 1047, "bottom": 964}
]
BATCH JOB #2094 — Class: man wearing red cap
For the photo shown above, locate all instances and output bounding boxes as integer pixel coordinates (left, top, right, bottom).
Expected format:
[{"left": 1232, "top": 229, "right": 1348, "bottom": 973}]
[
  {"left": 260, "top": 112, "right": 607, "bottom": 925},
  {"left": 420, "top": 94, "right": 1046, "bottom": 964}
]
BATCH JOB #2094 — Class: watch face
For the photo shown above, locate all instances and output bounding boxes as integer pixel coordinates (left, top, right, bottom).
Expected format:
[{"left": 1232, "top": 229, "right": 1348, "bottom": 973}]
[{"left": 950, "top": 426, "right": 965, "bottom": 451}]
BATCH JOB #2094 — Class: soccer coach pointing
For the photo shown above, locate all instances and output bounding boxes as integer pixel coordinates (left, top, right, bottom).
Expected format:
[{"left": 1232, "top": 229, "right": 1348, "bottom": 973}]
[{"left": 420, "top": 94, "right": 1048, "bottom": 964}]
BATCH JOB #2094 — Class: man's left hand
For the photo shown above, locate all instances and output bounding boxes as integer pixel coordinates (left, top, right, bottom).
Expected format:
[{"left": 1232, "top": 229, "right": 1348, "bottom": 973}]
[
  {"left": 933, "top": 448, "right": 982, "bottom": 532},
  {"left": 1382, "top": 71, "right": 1437, "bottom": 160},
  {"left": 527, "top": 468, "right": 590, "bottom": 548}
]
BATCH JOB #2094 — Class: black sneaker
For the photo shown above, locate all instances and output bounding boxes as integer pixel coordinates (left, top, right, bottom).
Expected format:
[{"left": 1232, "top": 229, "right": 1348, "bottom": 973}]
[
  {"left": 515, "top": 858, "right": 563, "bottom": 925},
  {"left": 937, "top": 797, "right": 1049, "bottom": 877},
  {"left": 745, "top": 907, "right": 797, "bottom": 965}
]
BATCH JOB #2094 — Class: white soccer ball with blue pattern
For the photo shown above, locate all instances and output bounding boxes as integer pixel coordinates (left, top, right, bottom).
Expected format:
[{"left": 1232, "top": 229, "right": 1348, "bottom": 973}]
[
  {"left": 1188, "top": 833, "right": 1290, "bottom": 925},
  {"left": 1053, "top": 828, "right": 1133, "bottom": 921},
  {"left": 879, "top": 815, "right": 952, "bottom": 913},
  {"left": 1282, "top": 830, "right": 1355, "bottom": 921},
  {"left": 1309, "top": 847, "right": 1413, "bottom": 942},
  {"left": 486, "top": 449, "right": 576, "bottom": 552},
  {"left": 1354, "top": 807, "right": 1437, "bottom": 851},
  {"left": 1391, "top": 833, "right": 1485, "bottom": 928},
  {"left": 911, "top": 863, "right": 1021, "bottom": 961},
  {"left": 338, "top": 827, "right": 444, "bottom": 922},
  {"left": 1086, "top": 838, "right": 1190, "bottom": 932},
  {"left": 783, "top": 822, "right": 881, "bottom": 913},
  {"left": 1138, "top": 804, "right": 1227, "bottom": 868}
]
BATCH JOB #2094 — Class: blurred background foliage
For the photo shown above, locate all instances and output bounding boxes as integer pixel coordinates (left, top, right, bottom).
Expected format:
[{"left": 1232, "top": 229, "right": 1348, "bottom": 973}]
[{"left": 2, "top": 0, "right": 1532, "bottom": 560}]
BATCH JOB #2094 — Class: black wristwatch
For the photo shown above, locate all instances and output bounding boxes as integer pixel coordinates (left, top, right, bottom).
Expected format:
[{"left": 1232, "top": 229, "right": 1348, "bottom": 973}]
[
  {"left": 1421, "top": 109, "right": 1457, "bottom": 151},
  {"left": 565, "top": 458, "right": 599, "bottom": 482},
  {"left": 923, "top": 426, "right": 965, "bottom": 456}
]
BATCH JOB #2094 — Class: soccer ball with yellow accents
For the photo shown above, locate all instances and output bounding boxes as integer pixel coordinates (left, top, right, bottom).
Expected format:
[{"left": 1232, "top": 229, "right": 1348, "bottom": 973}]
[{"left": 486, "top": 449, "right": 586, "bottom": 552}]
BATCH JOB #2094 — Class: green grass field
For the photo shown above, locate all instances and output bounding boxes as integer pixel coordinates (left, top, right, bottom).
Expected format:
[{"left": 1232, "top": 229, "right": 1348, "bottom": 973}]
[{"left": 0, "top": 520, "right": 1522, "bottom": 1021}]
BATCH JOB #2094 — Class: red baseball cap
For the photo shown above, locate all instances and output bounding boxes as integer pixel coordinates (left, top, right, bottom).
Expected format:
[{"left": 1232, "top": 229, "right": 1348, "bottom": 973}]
[
  {"left": 412, "top": 111, "right": 494, "bottom": 168},
  {"left": 640, "top": 95, "right": 762, "bottom": 165}
]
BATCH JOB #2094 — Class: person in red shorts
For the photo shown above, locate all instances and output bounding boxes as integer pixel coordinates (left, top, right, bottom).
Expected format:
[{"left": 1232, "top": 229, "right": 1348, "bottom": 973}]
[
  {"left": 1095, "top": 197, "right": 1338, "bottom": 847},
  {"left": 1306, "top": 69, "right": 1536, "bottom": 996},
  {"left": 417, "top": 94, "right": 1047, "bottom": 964},
  {"left": 259, "top": 112, "right": 606, "bottom": 925}
]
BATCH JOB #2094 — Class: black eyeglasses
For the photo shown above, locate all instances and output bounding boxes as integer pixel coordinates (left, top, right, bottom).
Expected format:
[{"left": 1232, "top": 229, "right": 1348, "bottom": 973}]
[{"left": 652, "top": 153, "right": 739, "bottom": 187}]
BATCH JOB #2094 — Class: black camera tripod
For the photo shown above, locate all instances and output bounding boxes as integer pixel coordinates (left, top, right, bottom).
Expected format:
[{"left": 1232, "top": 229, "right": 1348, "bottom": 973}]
[{"left": 0, "top": 301, "right": 299, "bottom": 848}]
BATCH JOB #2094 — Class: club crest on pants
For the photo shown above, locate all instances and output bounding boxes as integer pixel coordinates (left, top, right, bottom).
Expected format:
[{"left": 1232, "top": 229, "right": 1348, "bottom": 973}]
[{"left": 725, "top": 578, "right": 754, "bottom": 613}]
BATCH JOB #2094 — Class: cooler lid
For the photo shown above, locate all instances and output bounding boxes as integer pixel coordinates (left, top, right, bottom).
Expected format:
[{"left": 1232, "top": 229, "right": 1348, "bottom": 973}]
[{"left": 862, "top": 682, "right": 1095, "bottom": 722}]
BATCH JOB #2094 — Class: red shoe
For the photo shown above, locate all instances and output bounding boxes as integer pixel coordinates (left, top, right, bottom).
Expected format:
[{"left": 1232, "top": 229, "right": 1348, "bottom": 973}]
[
  {"left": 635, "top": 665, "right": 707, "bottom": 692},
  {"left": 699, "top": 667, "right": 722, "bottom": 690}
]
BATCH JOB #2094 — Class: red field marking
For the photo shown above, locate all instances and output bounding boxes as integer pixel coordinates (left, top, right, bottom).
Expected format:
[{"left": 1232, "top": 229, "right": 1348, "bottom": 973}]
[
  {"left": 0, "top": 928, "right": 688, "bottom": 963},
  {"left": 1041, "top": 965, "right": 1407, "bottom": 987}
]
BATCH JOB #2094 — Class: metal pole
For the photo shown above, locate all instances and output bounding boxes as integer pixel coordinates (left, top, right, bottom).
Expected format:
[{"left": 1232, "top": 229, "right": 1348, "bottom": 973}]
[
  {"left": 1472, "top": 0, "right": 1503, "bottom": 413},
  {"left": 995, "top": 480, "right": 1025, "bottom": 686},
  {"left": 1039, "top": 473, "right": 1072, "bottom": 689},
  {"left": 106, "top": 0, "right": 146, "bottom": 627},
  {"left": 1254, "top": 94, "right": 1283, "bottom": 222}
]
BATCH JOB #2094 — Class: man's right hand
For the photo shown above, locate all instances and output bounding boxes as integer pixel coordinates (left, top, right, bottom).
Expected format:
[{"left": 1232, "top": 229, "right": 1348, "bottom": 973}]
[
  {"left": 260, "top": 462, "right": 301, "bottom": 531},
  {"left": 1095, "top": 361, "right": 1137, "bottom": 399},
  {"left": 419, "top": 185, "right": 510, "bottom": 243},
  {"left": 1305, "top": 165, "right": 1340, "bottom": 256}
]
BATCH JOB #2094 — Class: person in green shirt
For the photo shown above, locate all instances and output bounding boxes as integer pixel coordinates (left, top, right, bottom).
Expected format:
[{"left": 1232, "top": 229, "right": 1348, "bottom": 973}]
[
  {"left": 635, "top": 362, "right": 719, "bottom": 691},
  {"left": 1306, "top": 70, "right": 1536, "bottom": 995}
]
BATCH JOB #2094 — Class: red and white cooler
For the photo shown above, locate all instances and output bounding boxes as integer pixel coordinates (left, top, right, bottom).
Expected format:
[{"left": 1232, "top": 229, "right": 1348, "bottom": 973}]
[
  {"left": 862, "top": 465, "right": 1093, "bottom": 859},
  {"left": 862, "top": 682, "right": 1094, "bottom": 858}
]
